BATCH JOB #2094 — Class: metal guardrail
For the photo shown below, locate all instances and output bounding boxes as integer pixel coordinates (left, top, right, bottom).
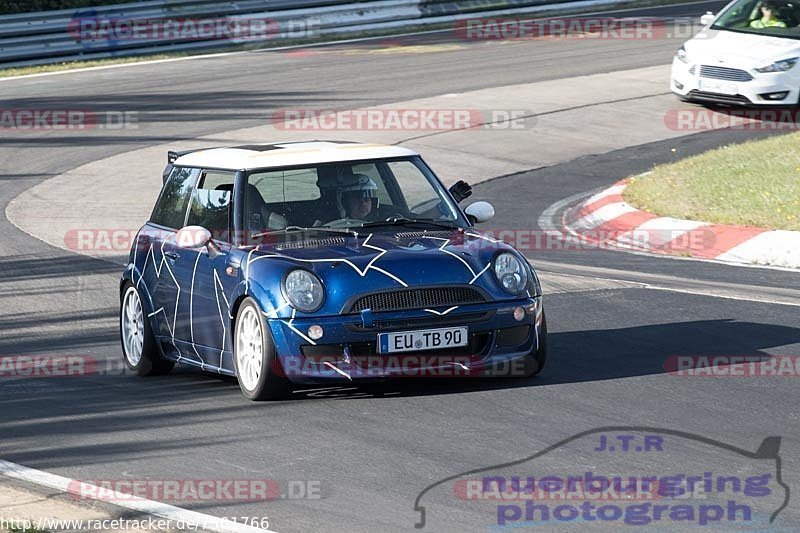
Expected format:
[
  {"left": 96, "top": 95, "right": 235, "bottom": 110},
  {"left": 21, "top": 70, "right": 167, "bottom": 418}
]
[{"left": 0, "top": 0, "right": 643, "bottom": 68}]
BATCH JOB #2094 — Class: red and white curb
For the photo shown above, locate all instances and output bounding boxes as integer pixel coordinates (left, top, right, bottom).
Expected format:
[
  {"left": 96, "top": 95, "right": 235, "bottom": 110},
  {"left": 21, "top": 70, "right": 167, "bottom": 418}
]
[{"left": 564, "top": 178, "right": 800, "bottom": 269}]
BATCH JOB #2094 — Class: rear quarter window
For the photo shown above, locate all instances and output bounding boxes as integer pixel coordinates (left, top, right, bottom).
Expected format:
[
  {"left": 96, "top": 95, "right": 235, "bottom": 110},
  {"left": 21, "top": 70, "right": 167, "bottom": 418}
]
[{"left": 150, "top": 166, "right": 200, "bottom": 229}]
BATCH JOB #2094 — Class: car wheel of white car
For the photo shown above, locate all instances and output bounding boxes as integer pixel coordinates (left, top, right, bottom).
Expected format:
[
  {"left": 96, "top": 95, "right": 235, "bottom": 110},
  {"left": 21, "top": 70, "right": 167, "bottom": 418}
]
[
  {"left": 233, "top": 298, "right": 291, "bottom": 401},
  {"left": 120, "top": 283, "right": 174, "bottom": 376}
]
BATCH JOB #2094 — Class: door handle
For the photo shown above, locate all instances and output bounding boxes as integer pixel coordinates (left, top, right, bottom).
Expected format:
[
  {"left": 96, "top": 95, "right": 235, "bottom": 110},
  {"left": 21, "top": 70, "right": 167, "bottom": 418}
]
[{"left": 164, "top": 251, "right": 180, "bottom": 261}]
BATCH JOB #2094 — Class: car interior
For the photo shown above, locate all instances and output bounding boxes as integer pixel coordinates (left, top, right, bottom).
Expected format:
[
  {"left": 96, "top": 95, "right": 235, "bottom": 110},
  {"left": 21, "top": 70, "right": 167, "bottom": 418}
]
[{"left": 721, "top": 0, "right": 800, "bottom": 29}]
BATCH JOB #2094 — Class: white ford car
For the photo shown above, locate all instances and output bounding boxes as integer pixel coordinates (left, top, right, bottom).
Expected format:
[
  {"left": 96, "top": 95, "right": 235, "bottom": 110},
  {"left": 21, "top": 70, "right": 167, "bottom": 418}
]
[{"left": 672, "top": 0, "right": 800, "bottom": 106}]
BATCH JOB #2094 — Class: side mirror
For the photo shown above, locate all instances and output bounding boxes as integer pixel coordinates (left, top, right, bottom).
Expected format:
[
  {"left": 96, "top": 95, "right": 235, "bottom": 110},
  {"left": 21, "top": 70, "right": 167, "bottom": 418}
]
[
  {"left": 449, "top": 180, "right": 473, "bottom": 203},
  {"left": 700, "top": 12, "right": 715, "bottom": 26},
  {"left": 464, "top": 201, "right": 495, "bottom": 224},
  {"left": 176, "top": 225, "right": 212, "bottom": 248},
  {"left": 176, "top": 226, "right": 221, "bottom": 258}
]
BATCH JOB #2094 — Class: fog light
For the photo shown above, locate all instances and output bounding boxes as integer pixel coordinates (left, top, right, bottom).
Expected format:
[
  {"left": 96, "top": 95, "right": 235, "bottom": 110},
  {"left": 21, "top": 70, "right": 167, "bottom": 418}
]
[
  {"left": 759, "top": 91, "right": 789, "bottom": 101},
  {"left": 513, "top": 306, "right": 525, "bottom": 322},
  {"left": 308, "top": 325, "right": 324, "bottom": 340},
  {"left": 673, "top": 80, "right": 684, "bottom": 90}
]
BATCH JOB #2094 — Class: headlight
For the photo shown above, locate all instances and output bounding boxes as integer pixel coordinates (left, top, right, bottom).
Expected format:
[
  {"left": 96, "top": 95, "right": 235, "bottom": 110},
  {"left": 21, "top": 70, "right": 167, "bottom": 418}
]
[
  {"left": 676, "top": 45, "right": 690, "bottom": 64},
  {"left": 494, "top": 253, "right": 528, "bottom": 295},
  {"left": 283, "top": 269, "right": 325, "bottom": 313},
  {"left": 755, "top": 57, "right": 798, "bottom": 73}
]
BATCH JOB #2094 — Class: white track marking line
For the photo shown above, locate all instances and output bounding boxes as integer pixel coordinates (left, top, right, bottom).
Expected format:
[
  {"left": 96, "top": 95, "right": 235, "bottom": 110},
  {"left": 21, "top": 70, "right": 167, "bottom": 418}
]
[
  {"left": 537, "top": 189, "right": 599, "bottom": 233},
  {"left": 0, "top": 460, "right": 276, "bottom": 533},
  {"left": 530, "top": 258, "right": 800, "bottom": 307},
  {"left": 643, "top": 284, "right": 800, "bottom": 308}
]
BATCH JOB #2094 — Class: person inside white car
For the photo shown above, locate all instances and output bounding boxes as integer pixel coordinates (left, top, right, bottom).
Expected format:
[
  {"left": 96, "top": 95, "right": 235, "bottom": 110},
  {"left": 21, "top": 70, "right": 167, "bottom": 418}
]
[{"left": 750, "top": 0, "right": 789, "bottom": 28}]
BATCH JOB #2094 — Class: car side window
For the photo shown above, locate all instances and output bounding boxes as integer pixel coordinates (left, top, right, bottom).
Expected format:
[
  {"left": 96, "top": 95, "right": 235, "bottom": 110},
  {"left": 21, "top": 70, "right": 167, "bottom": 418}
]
[
  {"left": 185, "top": 170, "right": 236, "bottom": 243},
  {"left": 249, "top": 168, "right": 320, "bottom": 203},
  {"left": 387, "top": 160, "right": 441, "bottom": 214},
  {"left": 150, "top": 166, "right": 200, "bottom": 229}
]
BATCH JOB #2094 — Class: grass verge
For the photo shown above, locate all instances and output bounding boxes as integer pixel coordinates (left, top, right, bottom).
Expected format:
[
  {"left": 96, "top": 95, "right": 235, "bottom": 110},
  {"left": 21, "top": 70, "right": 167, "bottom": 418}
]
[{"left": 624, "top": 133, "right": 800, "bottom": 231}]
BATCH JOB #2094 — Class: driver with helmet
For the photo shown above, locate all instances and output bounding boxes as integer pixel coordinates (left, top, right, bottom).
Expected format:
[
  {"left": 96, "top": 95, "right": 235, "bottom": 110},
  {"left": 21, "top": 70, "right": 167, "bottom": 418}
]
[{"left": 335, "top": 173, "right": 379, "bottom": 220}]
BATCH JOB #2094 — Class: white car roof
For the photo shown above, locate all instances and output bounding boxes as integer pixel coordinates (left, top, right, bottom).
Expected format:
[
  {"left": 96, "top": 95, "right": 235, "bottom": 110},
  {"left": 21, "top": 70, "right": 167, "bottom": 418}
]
[{"left": 173, "top": 141, "right": 419, "bottom": 171}]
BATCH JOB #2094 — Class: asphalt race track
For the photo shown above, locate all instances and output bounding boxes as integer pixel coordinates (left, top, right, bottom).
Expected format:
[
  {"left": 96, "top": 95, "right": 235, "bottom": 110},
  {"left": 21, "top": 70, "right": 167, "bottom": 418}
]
[{"left": 2, "top": 1, "right": 800, "bottom": 531}]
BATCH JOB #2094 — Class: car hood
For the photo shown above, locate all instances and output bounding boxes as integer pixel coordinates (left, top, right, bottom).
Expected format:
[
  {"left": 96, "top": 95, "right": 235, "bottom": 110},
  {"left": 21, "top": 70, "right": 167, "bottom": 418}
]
[
  {"left": 244, "top": 229, "right": 530, "bottom": 317},
  {"left": 686, "top": 28, "right": 800, "bottom": 66}
]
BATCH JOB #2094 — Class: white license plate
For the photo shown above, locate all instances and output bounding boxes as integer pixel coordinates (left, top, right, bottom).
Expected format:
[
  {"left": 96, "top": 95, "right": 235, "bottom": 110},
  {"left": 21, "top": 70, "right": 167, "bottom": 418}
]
[
  {"left": 699, "top": 80, "right": 738, "bottom": 95},
  {"left": 378, "top": 327, "right": 468, "bottom": 354}
]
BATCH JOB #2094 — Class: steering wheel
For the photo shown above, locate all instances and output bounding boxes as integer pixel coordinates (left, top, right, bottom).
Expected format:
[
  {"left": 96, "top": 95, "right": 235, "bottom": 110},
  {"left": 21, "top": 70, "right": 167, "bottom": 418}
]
[{"left": 324, "top": 218, "right": 367, "bottom": 229}]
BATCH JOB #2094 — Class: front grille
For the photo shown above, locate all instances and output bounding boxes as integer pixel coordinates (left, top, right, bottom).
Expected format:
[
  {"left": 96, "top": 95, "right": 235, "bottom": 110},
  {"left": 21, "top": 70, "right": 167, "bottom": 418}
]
[
  {"left": 687, "top": 90, "right": 751, "bottom": 105},
  {"left": 346, "top": 286, "right": 486, "bottom": 313},
  {"left": 346, "top": 311, "right": 493, "bottom": 332},
  {"left": 276, "top": 237, "right": 347, "bottom": 250},
  {"left": 700, "top": 65, "right": 753, "bottom": 82}
]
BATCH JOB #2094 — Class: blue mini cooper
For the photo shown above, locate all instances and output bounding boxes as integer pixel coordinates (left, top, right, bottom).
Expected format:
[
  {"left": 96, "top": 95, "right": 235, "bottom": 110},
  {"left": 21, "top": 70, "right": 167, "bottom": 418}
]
[{"left": 120, "top": 141, "right": 547, "bottom": 400}]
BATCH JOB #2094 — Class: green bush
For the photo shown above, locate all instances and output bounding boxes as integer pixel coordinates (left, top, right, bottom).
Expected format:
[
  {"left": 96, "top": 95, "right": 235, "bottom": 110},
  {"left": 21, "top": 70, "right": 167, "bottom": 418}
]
[{"left": 0, "top": 1, "right": 145, "bottom": 14}]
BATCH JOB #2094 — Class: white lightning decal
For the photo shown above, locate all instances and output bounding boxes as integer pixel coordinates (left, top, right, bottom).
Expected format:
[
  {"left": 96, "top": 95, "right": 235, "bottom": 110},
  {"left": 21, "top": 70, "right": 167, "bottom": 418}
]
[
  {"left": 423, "top": 306, "right": 459, "bottom": 316},
  {"left": 244, "top": 233, "right": 408, "bottom": 288},
  {"left": 285, "top": 309, "right": 317, "bottom": 345}
]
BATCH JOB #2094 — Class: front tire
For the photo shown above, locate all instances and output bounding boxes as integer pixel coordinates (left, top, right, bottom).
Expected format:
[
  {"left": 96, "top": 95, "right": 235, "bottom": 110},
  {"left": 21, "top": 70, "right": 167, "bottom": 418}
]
[
  {"left": 233, "top": 298, "right": 291, "bottom": 401},
  {"left": 120, "top": 283, "right": 174, "bottom": 376}
]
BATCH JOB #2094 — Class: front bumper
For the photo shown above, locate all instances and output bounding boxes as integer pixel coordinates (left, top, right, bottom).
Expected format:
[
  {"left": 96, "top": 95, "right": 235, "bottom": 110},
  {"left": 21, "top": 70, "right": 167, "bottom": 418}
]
[
  {"left": 671, "top": 57, "right": 799, "bottom": 106},
  {"left": 267, "top": 298, "right": 543, "bottom": 384}
]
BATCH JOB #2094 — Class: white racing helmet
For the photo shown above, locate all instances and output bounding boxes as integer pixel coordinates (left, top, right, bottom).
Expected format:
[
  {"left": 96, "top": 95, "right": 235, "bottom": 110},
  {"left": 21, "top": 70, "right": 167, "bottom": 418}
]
[{"left": 335, "top": 173, "right": 379, "bottom": 218}]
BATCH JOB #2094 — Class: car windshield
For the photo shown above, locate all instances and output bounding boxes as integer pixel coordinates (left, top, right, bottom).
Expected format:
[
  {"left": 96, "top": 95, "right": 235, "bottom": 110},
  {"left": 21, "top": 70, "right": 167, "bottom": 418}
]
[
  {"left": 712, "top": 0, "right": 800, "bottom": 38},
  {"left": 243, "top": 157, "right": 465, "bottom": 243}
]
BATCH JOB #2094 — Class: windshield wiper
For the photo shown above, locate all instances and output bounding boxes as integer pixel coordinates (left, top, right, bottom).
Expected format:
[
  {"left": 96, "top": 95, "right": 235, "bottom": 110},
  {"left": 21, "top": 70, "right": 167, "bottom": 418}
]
[
  {"left": 250, "top": 226, "right": 358, "bottom": 239},
  {"left": 360, "top": 217, "right": 460, "bottom": 230}
]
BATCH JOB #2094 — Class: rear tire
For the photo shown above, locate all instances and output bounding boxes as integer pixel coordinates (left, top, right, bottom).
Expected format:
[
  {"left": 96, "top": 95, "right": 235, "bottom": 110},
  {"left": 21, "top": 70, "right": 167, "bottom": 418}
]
[
  {"left": 233, "top": 298, "right": 292, "bottom": 401},
  {"left": 120, "top": 283, "right": 174, "bottom": 376}
]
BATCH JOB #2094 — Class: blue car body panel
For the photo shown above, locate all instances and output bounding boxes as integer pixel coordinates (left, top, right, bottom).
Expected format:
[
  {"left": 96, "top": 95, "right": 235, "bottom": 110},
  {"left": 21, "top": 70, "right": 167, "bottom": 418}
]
[
  {"left": 121, "top": 154, "right": 544, "bottom": 384},
  {"left": 123, "top": 226, "right": 542, "bottom": 383}
]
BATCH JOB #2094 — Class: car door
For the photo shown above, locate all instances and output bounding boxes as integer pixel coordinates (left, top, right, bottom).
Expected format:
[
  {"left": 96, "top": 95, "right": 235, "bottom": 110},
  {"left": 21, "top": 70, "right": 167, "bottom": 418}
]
[
  {"left": 172, "top": 169, "right": 240, "bottom": 371},
  {"left": 143, "top": 166, "right": 201, "bottom": 358}
]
